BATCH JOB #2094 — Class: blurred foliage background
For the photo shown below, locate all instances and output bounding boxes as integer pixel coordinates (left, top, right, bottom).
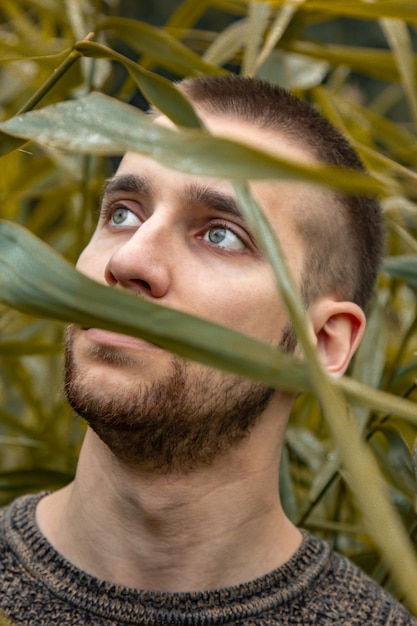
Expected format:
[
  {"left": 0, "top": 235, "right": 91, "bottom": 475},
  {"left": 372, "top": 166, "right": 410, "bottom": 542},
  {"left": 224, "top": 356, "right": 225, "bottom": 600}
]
[{"left": 1, "top": 0, "right": 417, "bottom": 614}]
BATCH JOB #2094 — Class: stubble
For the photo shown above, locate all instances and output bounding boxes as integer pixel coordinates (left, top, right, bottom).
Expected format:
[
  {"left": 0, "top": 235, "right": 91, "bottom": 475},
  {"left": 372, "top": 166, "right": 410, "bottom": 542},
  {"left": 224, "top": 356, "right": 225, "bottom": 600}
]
[{"left": 64, "top": 326, "right": 276, "bottom": 473}]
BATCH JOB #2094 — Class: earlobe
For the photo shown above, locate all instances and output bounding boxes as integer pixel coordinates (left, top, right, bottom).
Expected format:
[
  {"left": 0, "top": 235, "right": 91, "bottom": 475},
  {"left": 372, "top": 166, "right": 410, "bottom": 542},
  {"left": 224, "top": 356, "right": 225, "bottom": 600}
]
[{"left": 309, "top": 299, "right": 366, "bottom": 377}]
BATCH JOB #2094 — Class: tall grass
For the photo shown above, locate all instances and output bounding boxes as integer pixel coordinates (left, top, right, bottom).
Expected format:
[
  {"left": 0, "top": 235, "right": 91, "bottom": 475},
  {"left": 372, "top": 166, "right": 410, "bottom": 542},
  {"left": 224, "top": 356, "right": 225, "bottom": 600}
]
[{"left": 0, "top": 0, "right": 416, "bottom": 618}]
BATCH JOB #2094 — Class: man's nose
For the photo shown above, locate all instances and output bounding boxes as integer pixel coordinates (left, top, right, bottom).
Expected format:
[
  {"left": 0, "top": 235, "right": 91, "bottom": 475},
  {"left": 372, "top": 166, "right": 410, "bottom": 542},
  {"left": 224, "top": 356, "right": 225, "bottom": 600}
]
[{"left": 104, "top": 216, "right": 172, "bottom": 299}]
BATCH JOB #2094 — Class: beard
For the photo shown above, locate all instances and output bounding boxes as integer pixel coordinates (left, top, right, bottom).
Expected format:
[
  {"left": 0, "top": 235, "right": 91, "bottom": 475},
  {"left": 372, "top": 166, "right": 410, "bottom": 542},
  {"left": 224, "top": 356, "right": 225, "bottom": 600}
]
[{"left": 65, "top": 325, "right": 293, "bottom": 473}]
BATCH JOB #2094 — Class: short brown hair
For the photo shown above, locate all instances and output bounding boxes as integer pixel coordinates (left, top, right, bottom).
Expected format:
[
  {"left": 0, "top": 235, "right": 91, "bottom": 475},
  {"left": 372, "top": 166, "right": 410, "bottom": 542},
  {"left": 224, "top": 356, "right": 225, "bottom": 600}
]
[{"left": 179, "top": 74, "right": 384, "bottom": 311}]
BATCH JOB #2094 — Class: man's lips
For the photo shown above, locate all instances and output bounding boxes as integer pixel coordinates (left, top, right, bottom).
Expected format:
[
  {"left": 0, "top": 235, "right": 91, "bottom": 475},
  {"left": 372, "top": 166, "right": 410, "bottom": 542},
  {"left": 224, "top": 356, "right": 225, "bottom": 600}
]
[{"left": 82, "top": 328, "right": 160, "bottom": 352}]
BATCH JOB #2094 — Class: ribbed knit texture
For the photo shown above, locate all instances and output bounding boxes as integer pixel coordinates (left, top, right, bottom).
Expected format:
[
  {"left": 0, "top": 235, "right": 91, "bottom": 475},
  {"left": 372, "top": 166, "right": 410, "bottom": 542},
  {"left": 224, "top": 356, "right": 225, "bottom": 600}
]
[{"left": 0, "top": 493, "right": 415, "bottom": 625}]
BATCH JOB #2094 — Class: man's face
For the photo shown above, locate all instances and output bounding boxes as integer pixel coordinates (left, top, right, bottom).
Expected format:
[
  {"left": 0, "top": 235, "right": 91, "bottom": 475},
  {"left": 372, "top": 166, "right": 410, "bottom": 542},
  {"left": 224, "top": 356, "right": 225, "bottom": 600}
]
[{"left": 65, "top": 115, "right": 309, "bottom": 471}]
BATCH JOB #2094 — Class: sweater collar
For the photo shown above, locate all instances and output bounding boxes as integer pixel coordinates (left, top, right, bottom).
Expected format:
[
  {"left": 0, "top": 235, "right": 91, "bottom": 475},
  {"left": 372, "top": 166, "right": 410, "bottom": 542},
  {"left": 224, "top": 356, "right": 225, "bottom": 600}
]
[{"left": 3, "top": 493, "right": 330, "bottom": 625}]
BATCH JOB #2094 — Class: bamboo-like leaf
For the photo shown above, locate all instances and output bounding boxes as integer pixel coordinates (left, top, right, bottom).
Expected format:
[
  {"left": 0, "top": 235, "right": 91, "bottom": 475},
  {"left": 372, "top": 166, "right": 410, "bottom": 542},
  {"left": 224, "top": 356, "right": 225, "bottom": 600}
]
[
  {"left": 203, "top": 18, "right": 249, "bottom": 65},
  {"left": 279, "top": 444, "right": 298, "bottom": 522},
  {"left": 350, "top": 298, "right": 386, "bottom": 429},
  {"left": 137, "top": 0, "right": 222, "bottom": 72},
  {"left": 73, "top": 41, "right": 204, "bottom": 129},
  {"left": 233, "top": 181, "right": 314, "bottom": 360},
  {"left": 232, "top": 181, "right": 417, "bottom": 419},
  {"left": 339, "top": 377, "right": 417, "bottom": 425},
  {"left": 254, "top": 0, "right": 305, "bottom": 74},
  {"left": 250, "top": 0, "right": 417, "bottom": 25},
  {"left": 0, "top": 220, "right": 309, "bottom": 394},
  {"left": 283, "top": 41, "right": 406, "bottom": 83},
  {"left": 64, "top": 0, "right": 90, "bottom": 41},
  {"left": 14, "top": 42, "right": 86, "bottom": 117},
  {"left": 0, "top": 437, "right": 44, "bottom": 449},
  {"left": 380, "top": 18, "right": 417, "bottom": 127},
  {"left": 0, "top": 93, "right": 387, "bottom": 197},
  {"left": 308, "top": 453, "right": 340, "bottom": 506},
  {"left": 0, "top": 0, "right": 57, "bottom": 56},
  {"left": 1, "top": 0, "right": 417, "bottom": 611},
  {"left": 387, "top": 218, "right": 417, "bottom": 255},
  {"left": 383, "top": 256, "right": 417, "bottom": 287},
  {"left": 259, "top": 50, "right": 329, "bottom": 90},
  {"left": 95, "top": 17, "right": 223, "bottom": 77},
  {"left": 0, "top": 132, "right": 27, "bottom": 156},
  {"left": 163, "top": 0, "right": 209, "bottom": 30},
  {"left": 233, "top": 185, "right": 417, "bottom": 612},
  {"left": 0, "top": 408, "right": 40, "bottom": 438},
  {"left": 376, "top": 425, "right": 416, "bottom": 496},
  {"left": 356, "top": 312, "right": 386, "bottom": 382},
  {"left": 0, "top": 220, "right": 416, "bottom": 426},
  {"left": 3, "top": 225, "right": 417, "bottom": 605},
  {"left": 242, "top": 2, "right": 271, "bottom": 77},
  {"left": 412, "top": 437, "right": 417, "bottom": 487},
  {"left": 286, "top": 427, "right": 325, "bottom": 472},
  {"left": 0, "top": 40, "right": 87, "bottom": 157},
  {"left": 392, "top": 362, "right": 417, "bottom": 387},
  {"left": 313, "top": 86, "right": 417, "bottom": 163}
]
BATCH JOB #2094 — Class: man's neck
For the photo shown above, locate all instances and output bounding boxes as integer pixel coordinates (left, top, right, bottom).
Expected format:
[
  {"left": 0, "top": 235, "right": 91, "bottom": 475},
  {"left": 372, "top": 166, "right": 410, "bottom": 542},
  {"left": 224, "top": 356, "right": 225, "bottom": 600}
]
[{"left": 36, "top": 426, "right": 302, "bottom": 592}]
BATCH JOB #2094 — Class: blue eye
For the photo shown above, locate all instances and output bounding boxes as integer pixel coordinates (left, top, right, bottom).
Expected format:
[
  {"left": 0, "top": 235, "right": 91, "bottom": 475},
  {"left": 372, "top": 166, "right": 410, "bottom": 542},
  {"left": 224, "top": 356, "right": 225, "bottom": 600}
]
[
  {"left": 204, "top": 226, "right": 245, "bottom": 250},
  {"left": 110, "top": 207, "right": 140, "bottom": 227}
]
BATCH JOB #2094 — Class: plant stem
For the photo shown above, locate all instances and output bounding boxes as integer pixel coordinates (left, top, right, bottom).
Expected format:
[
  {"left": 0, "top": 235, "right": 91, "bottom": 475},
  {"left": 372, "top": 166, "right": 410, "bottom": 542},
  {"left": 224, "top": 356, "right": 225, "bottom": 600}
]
[{"left": 16, "top": 33, "right": 95, "bottom": 116}]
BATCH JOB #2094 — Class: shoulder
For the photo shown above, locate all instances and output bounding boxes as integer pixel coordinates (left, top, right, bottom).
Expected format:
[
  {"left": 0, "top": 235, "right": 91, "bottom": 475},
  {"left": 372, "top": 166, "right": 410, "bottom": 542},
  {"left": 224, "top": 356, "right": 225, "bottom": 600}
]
[{"left": 307, "top": 541, "right": 416, "bottom": 625}]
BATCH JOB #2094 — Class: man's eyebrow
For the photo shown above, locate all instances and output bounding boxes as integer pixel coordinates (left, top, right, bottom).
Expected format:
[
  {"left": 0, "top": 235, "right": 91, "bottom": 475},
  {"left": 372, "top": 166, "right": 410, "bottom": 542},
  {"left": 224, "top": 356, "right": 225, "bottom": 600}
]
[
  {"left": 102, "top": 174, "right": 152, "bottom": 199},
  {"left": 101, "top": 174, "right": 245, "bottom": 221},
  {"left": 186, "top": 183, "right": 245, "bottom": 221}
]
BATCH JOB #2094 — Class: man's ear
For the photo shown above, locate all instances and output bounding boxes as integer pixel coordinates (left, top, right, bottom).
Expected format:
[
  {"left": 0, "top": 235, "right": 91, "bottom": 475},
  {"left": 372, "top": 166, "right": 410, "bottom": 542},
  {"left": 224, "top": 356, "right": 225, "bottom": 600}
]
[{"left": 307, "top": 298, "right": 366, "bottom": 377}]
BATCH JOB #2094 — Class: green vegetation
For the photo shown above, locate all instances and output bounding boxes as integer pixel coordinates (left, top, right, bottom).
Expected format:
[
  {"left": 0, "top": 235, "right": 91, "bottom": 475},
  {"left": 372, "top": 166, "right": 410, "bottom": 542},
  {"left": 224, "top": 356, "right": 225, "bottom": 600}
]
[{"left": 0, "top": 0, "right": 417, "bottom": 620}]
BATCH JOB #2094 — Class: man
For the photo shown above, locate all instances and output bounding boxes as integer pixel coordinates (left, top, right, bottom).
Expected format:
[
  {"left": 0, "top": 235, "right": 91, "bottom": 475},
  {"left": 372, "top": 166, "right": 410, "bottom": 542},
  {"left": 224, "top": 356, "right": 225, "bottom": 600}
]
[{"left": 0, "top": 75, "right": 415, "bottom": 625}]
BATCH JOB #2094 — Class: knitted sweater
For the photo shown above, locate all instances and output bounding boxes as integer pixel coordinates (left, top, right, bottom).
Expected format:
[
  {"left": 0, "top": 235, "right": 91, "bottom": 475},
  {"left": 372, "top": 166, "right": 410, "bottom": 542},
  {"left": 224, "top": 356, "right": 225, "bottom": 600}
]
[{"left": 0, "top": 493, "right": 415, "bottom": 625}]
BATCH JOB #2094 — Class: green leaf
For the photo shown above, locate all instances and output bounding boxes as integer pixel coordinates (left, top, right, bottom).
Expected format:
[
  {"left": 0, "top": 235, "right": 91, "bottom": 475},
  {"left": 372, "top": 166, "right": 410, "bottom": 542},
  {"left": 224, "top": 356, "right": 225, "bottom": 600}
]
[
  {"left": 0, "top": 220, "right": 309, "bottom": 394},
  {"left": 340, "top": 377, "right": 417, "bottom": 426},
  {"left": 258, "top": 50, "right": 329, "bottom": 90},
  {"left": 95, "top": 17, "right": 223, "bottom": 77},
  {"left": 380, "top": 18, "right": 417, "bottom": 126},
  {"left": 1, "top": 220, "right": 415, "bottom": 426},
  {"left": 378, "top": 425, "right": 416, "bottom": 495},
  {"left": 203, "top": 18, "right": 250, "bottom": 66},
  {"left": 350, "top": 297, "right": 386, "bottom": 429},
  {"left": 271, "top": 0, "right": 417, "bottom": 24},
  {"left": 0, "top": 408, "right": 40, "bottom": 438},
  {"left": 254, "top": 1, "right": 306, "bottom": 75},
  {"left": 164, "top": 0, "right": 211, "bottom": 31},
  {"left": 0, "top": 93, "right": 386, "bottom": 196},
  {"left": 383, "top": 255, "right": 417, "bottom": 287},
  {"left": 0, "top": 130, "right": 28, "bottom": 156},
  {"left": 313, "top": 86, "right": 417, "bottom": 162},
  {"left": 0, "top": 436, "right": 45, "bottom": 448},
  {"left": 242, "top": 2, "right": 271, "bottom": 77},
  {"left": 286, "top": 426, "right": 325, "bottom": 472},
  {"left": 279, "top": 443, "right": 299, "bottom": 522},
  {"left": 0, "top": 42, "right": 86, "bottom": 156},
  {"left": 412, "top": 437, "right": 417, "bottom": 486},
  {"left": 73, "top": 41, "right": 204, "bottom": 129},
  {"left": 284, "top": 41, "right": 405, "bottom": 83}
]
